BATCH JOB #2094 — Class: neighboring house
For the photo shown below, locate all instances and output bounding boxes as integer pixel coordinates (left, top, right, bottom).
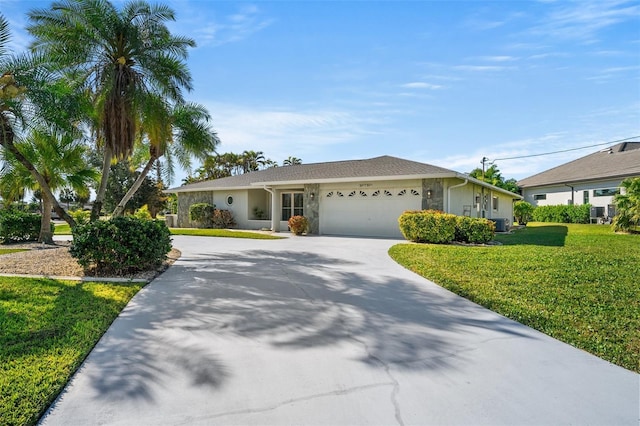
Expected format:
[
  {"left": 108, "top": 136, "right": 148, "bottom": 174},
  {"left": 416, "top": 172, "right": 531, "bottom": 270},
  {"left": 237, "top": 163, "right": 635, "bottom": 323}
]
[
  {"left": 168, "top": 155, "right": 522, "bottom": 238},
  {"left": 518, "top": 142, "right": 640, "bottom": 219}
]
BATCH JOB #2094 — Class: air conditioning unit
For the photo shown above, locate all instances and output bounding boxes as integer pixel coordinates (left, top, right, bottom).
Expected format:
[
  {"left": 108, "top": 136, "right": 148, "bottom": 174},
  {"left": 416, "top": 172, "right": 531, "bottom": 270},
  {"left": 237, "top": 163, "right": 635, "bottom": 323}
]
[{"left": 492, "top": 218, "right": 509, "bottom": 232}]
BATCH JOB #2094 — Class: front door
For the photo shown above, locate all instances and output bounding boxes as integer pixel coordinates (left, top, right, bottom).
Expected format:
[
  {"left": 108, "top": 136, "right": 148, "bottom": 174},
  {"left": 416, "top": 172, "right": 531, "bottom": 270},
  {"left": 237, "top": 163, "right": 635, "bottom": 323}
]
[{"left": 281, "top": 192, "right": 304, "bottom": 220}]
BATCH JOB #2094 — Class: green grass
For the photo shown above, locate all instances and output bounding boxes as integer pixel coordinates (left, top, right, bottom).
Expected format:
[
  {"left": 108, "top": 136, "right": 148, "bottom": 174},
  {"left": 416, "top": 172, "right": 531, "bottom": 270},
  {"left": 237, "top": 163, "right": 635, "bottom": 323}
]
[
  {"left": 0, "top": 249, "right": 28, "bottom": 255},
  {"left": 55, "top": 223, "right": 283, "bottom": 240},
  {"left": 53, "top": 223, "right": 71, "bottom": 235},
  {"left": 389, "top": 223, "right": 640, "bottom": 373},
  {"left": 169, "top": 228, "right": 284, "bottom": 239},
  {"left": 0, "top": 277, "right": 143, "bottom": 425}
]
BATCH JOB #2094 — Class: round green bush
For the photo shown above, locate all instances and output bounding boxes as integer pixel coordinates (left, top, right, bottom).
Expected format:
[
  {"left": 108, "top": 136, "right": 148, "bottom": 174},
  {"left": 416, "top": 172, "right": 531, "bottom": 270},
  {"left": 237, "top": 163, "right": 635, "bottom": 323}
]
[{"left": 70, "top": 216, "right": 171, "bottom": 275}]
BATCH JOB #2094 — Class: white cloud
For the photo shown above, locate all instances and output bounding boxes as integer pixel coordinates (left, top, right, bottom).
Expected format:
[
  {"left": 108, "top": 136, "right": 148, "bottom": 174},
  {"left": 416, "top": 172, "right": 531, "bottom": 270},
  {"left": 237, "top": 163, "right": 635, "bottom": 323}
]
[
  {"left": 199, "top": 102, "right": 381, "bottom": 162},
  {"left": 453, "top": 65, "right": 512, "bottom": 72},
  {"left": 473, "top": 55, "right": 519, "bottom": 62},
  {"left": 529, "top": 0, "right": 640, "bottom": 42},
  {"left": 400, "top": 82, "right": 443, "bottom": 90},
  {"left": 194, "top": 4, "right": 274, "bottom": 47}
]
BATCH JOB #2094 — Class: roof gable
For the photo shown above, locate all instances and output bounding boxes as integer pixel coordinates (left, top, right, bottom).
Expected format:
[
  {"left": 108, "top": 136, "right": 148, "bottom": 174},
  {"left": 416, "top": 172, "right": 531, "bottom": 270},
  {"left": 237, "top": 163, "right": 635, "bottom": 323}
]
[{"left": 518, "top": 142, "right": 640, "bottom": 188}]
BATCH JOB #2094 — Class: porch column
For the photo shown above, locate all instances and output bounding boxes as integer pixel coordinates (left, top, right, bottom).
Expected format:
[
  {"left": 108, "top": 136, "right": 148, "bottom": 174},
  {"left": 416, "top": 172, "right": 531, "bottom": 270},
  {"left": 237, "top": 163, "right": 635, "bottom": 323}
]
[{"left": 271, "top": 188, "right": 280, "bottom": 232}]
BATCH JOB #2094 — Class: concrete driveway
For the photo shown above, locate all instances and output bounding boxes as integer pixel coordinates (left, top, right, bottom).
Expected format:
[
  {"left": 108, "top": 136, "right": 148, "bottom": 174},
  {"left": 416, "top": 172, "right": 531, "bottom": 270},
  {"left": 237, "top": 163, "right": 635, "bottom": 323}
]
[{"left": 40, "top": 235, "right": 638, "bottom": 425}]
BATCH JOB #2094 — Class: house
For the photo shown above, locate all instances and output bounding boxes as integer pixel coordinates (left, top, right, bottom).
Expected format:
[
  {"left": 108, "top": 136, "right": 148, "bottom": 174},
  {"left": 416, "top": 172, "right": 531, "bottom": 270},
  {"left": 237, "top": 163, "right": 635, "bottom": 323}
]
[
  {"left": 518, "top": 142, "right": 640, "bottom": 219},
  {"left": 168, "top": 155, "right": 522, "bottom": 238}
]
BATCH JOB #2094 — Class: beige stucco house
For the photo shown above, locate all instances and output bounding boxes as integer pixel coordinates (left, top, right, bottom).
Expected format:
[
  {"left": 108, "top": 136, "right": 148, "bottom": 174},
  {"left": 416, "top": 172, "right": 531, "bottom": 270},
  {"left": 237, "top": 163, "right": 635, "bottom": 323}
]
[{"left": 168, "top": 155, "right": 522, "bottom": 238}]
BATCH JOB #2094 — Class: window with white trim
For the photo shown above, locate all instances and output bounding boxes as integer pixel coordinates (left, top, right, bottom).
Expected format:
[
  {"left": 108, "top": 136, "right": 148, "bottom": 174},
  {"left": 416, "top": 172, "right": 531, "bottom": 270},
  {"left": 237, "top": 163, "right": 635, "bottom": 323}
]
[{"left": 281, "top": 192, "right": 304, "bottom": 220}]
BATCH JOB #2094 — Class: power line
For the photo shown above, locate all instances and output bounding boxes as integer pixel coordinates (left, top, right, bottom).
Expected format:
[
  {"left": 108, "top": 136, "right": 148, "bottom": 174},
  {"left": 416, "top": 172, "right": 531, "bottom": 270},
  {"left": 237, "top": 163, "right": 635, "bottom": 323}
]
[{"left": 492, "top": 136, "right": 640, "bottom": 161}]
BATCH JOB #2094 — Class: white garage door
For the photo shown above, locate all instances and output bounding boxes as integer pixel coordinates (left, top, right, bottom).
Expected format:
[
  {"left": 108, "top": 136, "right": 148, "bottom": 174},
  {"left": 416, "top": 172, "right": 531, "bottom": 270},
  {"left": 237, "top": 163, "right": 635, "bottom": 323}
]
[{"left": 319, "top": 187, "right": 422, "bottom": 238}]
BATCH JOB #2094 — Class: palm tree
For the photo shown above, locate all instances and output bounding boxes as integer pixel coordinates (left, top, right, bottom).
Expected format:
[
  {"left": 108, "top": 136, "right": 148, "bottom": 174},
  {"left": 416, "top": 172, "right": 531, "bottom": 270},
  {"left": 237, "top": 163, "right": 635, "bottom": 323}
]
[
  {"left": 0, "top": 13, "right": 85, "bottom": 227},
  {"left": 112, "top": 98, "right": 218, "bottom": 216},
  {"left": 28, "top": 0, "right": 195, "bottom": 221},
  {"left": 240, "top": 150, "right": 266, "bottom": 173},
  {"left": 283, "top": 156, "right": 302, "bottom": 166},
  {"left": 0, "top": 126, "right": 98, "bottom": 243}
]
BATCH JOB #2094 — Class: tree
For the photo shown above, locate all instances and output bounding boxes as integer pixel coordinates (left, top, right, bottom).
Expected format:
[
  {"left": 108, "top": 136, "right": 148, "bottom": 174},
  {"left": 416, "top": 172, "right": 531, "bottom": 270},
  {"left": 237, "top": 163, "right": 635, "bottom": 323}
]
[
  {"left": 612, "top": 177, "right": 640, "bottom": 232},
  {"left": 112, "top": 99, "right": 218, "bottom": 216},
  {"left": 283, "top": 156, "right": 302, "bottom": 166},
  {"left": 105, "top": 160, "right": 164, "bottom": 216},
  {"left": 513, "top": 200, "right": 534, "bottom": 226},
  {"left": 241, "top": 150, "right": 266, "bottom": 173},
  {"left": 469, "top": 164, "right": 520, "bottom": 194},
  {"left": 0, "top": 126, "right": 97, "bottom": 243},
  {"left": 28, "top": 0, "right": 196, "bottom": 221},
  {"left": 0, "top": 13, "right": 85, "bottom": 228}
]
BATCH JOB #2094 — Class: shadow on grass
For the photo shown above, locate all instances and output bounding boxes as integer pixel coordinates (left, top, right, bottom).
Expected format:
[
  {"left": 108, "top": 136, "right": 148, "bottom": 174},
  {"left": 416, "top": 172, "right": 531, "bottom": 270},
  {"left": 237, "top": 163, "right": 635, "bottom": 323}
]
[{"left": 497, "top": 225, "right": 568, "bottom": 247}]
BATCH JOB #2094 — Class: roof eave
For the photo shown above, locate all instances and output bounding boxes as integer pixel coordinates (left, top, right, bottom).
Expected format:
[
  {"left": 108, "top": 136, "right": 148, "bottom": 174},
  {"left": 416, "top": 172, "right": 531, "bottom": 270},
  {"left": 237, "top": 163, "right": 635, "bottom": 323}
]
[{"left": 255, "top": 173, "right": 457, "bottom": 187}]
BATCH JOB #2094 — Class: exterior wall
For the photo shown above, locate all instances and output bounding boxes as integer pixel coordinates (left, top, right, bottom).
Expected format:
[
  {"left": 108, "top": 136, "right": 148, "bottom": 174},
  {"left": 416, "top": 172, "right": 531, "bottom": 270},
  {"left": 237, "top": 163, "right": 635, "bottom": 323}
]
[
  {"left": 422, "top": 178, "right": 444, "bottom": 210},
  {"left": 522, "top": 179, "right": 626, "bottom": 208},
  {"left": 446, "top": 180, "right": 516, "bottom": 224},
  {"left": 247, "top": 189, "right": 271, "bottom": 220},
  {"left": 177, "top": 191, "right": 214, "bottom": 227},
  {"left": 304, "top": 183, "right": 320, "bottom": 234}
]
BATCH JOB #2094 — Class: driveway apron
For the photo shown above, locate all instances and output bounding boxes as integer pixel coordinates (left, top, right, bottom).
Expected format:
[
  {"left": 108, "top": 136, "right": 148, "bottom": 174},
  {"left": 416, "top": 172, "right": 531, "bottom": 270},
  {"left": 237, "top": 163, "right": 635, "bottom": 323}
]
[{"left": 40, "top": 235, "right": 639, "bottom": 425}]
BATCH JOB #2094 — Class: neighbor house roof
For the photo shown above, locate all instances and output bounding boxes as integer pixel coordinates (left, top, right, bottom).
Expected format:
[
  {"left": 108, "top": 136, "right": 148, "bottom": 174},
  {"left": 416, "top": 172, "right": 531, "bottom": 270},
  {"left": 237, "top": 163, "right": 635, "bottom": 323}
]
[
  {"left": 518, "top": 142, "right": 640, "bottom": 188},
  {"left": 168, "top": 155, "right": 522, "bottom": 198}
]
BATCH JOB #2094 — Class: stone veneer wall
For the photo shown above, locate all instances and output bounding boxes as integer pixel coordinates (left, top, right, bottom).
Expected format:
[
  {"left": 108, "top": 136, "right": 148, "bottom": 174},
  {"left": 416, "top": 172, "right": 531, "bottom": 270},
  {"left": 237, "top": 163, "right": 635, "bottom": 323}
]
[
  {"left": 304, "top": 183, "right": 320, "bottom": 234},
  {"left": 177, "top": 191, "right": 215, "bottom": 227},
  {"left": 422, "top": 178, "right": 444, "bottom": 211}
]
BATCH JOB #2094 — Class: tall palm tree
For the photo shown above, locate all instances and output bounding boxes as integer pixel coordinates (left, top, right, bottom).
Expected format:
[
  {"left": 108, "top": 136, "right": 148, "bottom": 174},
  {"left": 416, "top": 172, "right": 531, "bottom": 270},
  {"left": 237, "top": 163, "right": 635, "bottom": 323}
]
[
  {"left": 0, "top": 13, "right": 85, "bottom": 227},
  {"left": 28, "top": 0, "right": 195, "bottom": 221},
  {"left": 112, "top": 98, "right": 218, "bottom": 216},
  {"left": 0, "top": 126, "right": 98, "bottom": 243}
]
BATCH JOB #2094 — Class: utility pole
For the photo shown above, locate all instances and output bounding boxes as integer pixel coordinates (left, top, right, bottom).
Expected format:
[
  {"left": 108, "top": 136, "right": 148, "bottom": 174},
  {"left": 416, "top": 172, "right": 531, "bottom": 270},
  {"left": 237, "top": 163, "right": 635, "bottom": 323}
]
[{"left": 481, "top": 156, "right": 490, "bottom": 180}]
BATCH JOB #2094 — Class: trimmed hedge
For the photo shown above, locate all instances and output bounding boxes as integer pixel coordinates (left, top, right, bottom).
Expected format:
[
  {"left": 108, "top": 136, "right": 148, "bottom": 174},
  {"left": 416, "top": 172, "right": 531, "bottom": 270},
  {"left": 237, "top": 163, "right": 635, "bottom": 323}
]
[
  {"left": 532, "top": 204, "right": 591, "bottom": 224},
  {"left": 455, "top": 216, "right": 495, "bottom": 244},
  {"left": 399, "top": 210, "right": 495, "bottom": 244},
  {"left": 288, "top": 215, "right": 308, "bottom": 235},
  {"left": 189, "top": 203, "right": 214, "bottom": 228},
  {"left": 70, "top": 216, "right": 171, "bottom": 275},
  {"left": 0, "top": 210, "right": 51, "bottom": 243}
]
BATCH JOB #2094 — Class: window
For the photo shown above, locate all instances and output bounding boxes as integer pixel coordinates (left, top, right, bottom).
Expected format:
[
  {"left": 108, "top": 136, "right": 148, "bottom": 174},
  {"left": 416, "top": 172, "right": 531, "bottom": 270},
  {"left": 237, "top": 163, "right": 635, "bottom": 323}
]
[
  {"left": 281, "top": 192, "right": 303, "bottom": 220},
  {"left": 593, "top": 188, "right": 619, "bottom": 197},
  {"left": 226, "top": 195, "right": 234, "bottom": 205},
  {"left": 492, "top": 196, "right": 499, "bottom": 211},
  {"left": 533, "top": 194, "right": 546, "bottom": 201},
  {"left": 583, "top": 190, "right": 589, "bottom": 205}
]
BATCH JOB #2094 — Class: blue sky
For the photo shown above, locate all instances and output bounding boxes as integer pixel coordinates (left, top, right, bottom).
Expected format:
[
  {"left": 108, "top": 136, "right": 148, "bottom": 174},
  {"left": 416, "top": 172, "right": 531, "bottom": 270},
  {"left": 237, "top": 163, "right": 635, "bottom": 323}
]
[{"left": 1, "top": 0, "right": 639, "bottom": 185}]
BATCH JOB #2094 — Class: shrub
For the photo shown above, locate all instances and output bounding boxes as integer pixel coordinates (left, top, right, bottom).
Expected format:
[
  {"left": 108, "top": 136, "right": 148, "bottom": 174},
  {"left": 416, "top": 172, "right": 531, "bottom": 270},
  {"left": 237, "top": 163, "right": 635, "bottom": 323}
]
[
  {"left": 532, "top": 204, "right": 590, "bottom": 224},
  {"left": 288, "top": 215, "right": 308, "bottom": 235},
  {"left": 134, "top": 204, "right": 152, "bottom": 220},
  {"left": 513, "top": 201, "right": 534, "bottom": 225},
  {"left": 398, "top": 210, "right": 457, "bottom": 243},
  {"left": 455, "top": 216, "right": 495, "bottom": 244},
  {"left": 612, "top": 177, "right": 640, "bottom": 232},
  {"left": 212, "top": 209, "right": 236, "bottom": 229},
  {"left": 69, "top": 209, "right": 90, "bottom": 225},
  {"left": 189, "top": 203, "right": 214, "bottom": 228},
  {"left": 70, "top": 216, "right": 171, "bottom": 276},
  {"left": 0, "top": 210, "right": 44, "bottom": 243}
]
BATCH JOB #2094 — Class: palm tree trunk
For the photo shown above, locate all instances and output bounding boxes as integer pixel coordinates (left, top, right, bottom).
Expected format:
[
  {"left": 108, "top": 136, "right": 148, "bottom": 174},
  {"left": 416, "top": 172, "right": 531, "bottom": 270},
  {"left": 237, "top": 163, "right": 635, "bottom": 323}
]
[
  {"left": 39, "top": 193, "right": 54, "bottom": 244},
  {"left": 112, "top": 155, "right": 157, "bottom": 217},
  {"left": 91, "top": 145, "right": 113, "bottom": 221},
  {"left": 1, "top": 118, "right": 76, "bottom": 228}
]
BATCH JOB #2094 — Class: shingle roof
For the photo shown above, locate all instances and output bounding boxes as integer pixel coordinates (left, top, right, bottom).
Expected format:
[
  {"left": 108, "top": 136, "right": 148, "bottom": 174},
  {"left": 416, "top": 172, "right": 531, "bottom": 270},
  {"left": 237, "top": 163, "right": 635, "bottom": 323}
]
[
  {"left": 169, "top": 155, "right": 456, "bottom": 192},
  {"left": 518, "top": 142, "right": 640, "bottom": 188}
]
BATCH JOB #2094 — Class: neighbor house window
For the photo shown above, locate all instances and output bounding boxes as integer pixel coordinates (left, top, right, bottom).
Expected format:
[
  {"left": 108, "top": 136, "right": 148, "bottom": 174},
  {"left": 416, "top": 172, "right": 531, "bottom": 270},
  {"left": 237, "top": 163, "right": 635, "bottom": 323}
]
[
  {"left": 583, "top": 190, "right": 589, "bottom": 204},
  {"left": 533, "top": 194, "right": 546, "bottom": 201},
  {"left": 492, "top": 196, "right": 499, "bottom": 211},
  {"left": 593, "top": 188, "right": 619, "bottom": 197},
  {"left": 281, "top": 192, "right": 303, "bottom": 220}
]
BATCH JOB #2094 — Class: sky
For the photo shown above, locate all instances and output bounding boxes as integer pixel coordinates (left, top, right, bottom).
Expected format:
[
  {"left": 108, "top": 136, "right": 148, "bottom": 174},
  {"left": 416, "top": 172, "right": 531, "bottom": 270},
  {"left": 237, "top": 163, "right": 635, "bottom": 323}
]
[{"left": 1, "top": 0, "right": 639, "bottom": 186}]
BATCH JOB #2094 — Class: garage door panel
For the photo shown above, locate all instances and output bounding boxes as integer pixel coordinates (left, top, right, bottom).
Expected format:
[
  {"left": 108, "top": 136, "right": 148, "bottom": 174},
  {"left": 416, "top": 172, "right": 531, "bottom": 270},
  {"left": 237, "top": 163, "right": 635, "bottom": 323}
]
[{"left": 319, "top": 187, "right": 421, "bottom": 238}]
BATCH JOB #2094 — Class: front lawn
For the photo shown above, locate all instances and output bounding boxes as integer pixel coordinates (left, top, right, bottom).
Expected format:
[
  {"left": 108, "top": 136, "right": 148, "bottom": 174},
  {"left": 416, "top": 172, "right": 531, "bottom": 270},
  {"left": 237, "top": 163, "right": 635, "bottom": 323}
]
[
  {"left": 169, "top": 228, "right": 284, "bottom": 239},
  {"left": 389, "top": 223, "right": 640, "bottom": 373},
  {"left": 0, "top": 248, "right": 28, "bottom": 255},
  {"left": 0, "top": 277, "right": 143, "bottom": 425},
  {"left": 54, "top": 223, "right": 283, "bottom": 240}
]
